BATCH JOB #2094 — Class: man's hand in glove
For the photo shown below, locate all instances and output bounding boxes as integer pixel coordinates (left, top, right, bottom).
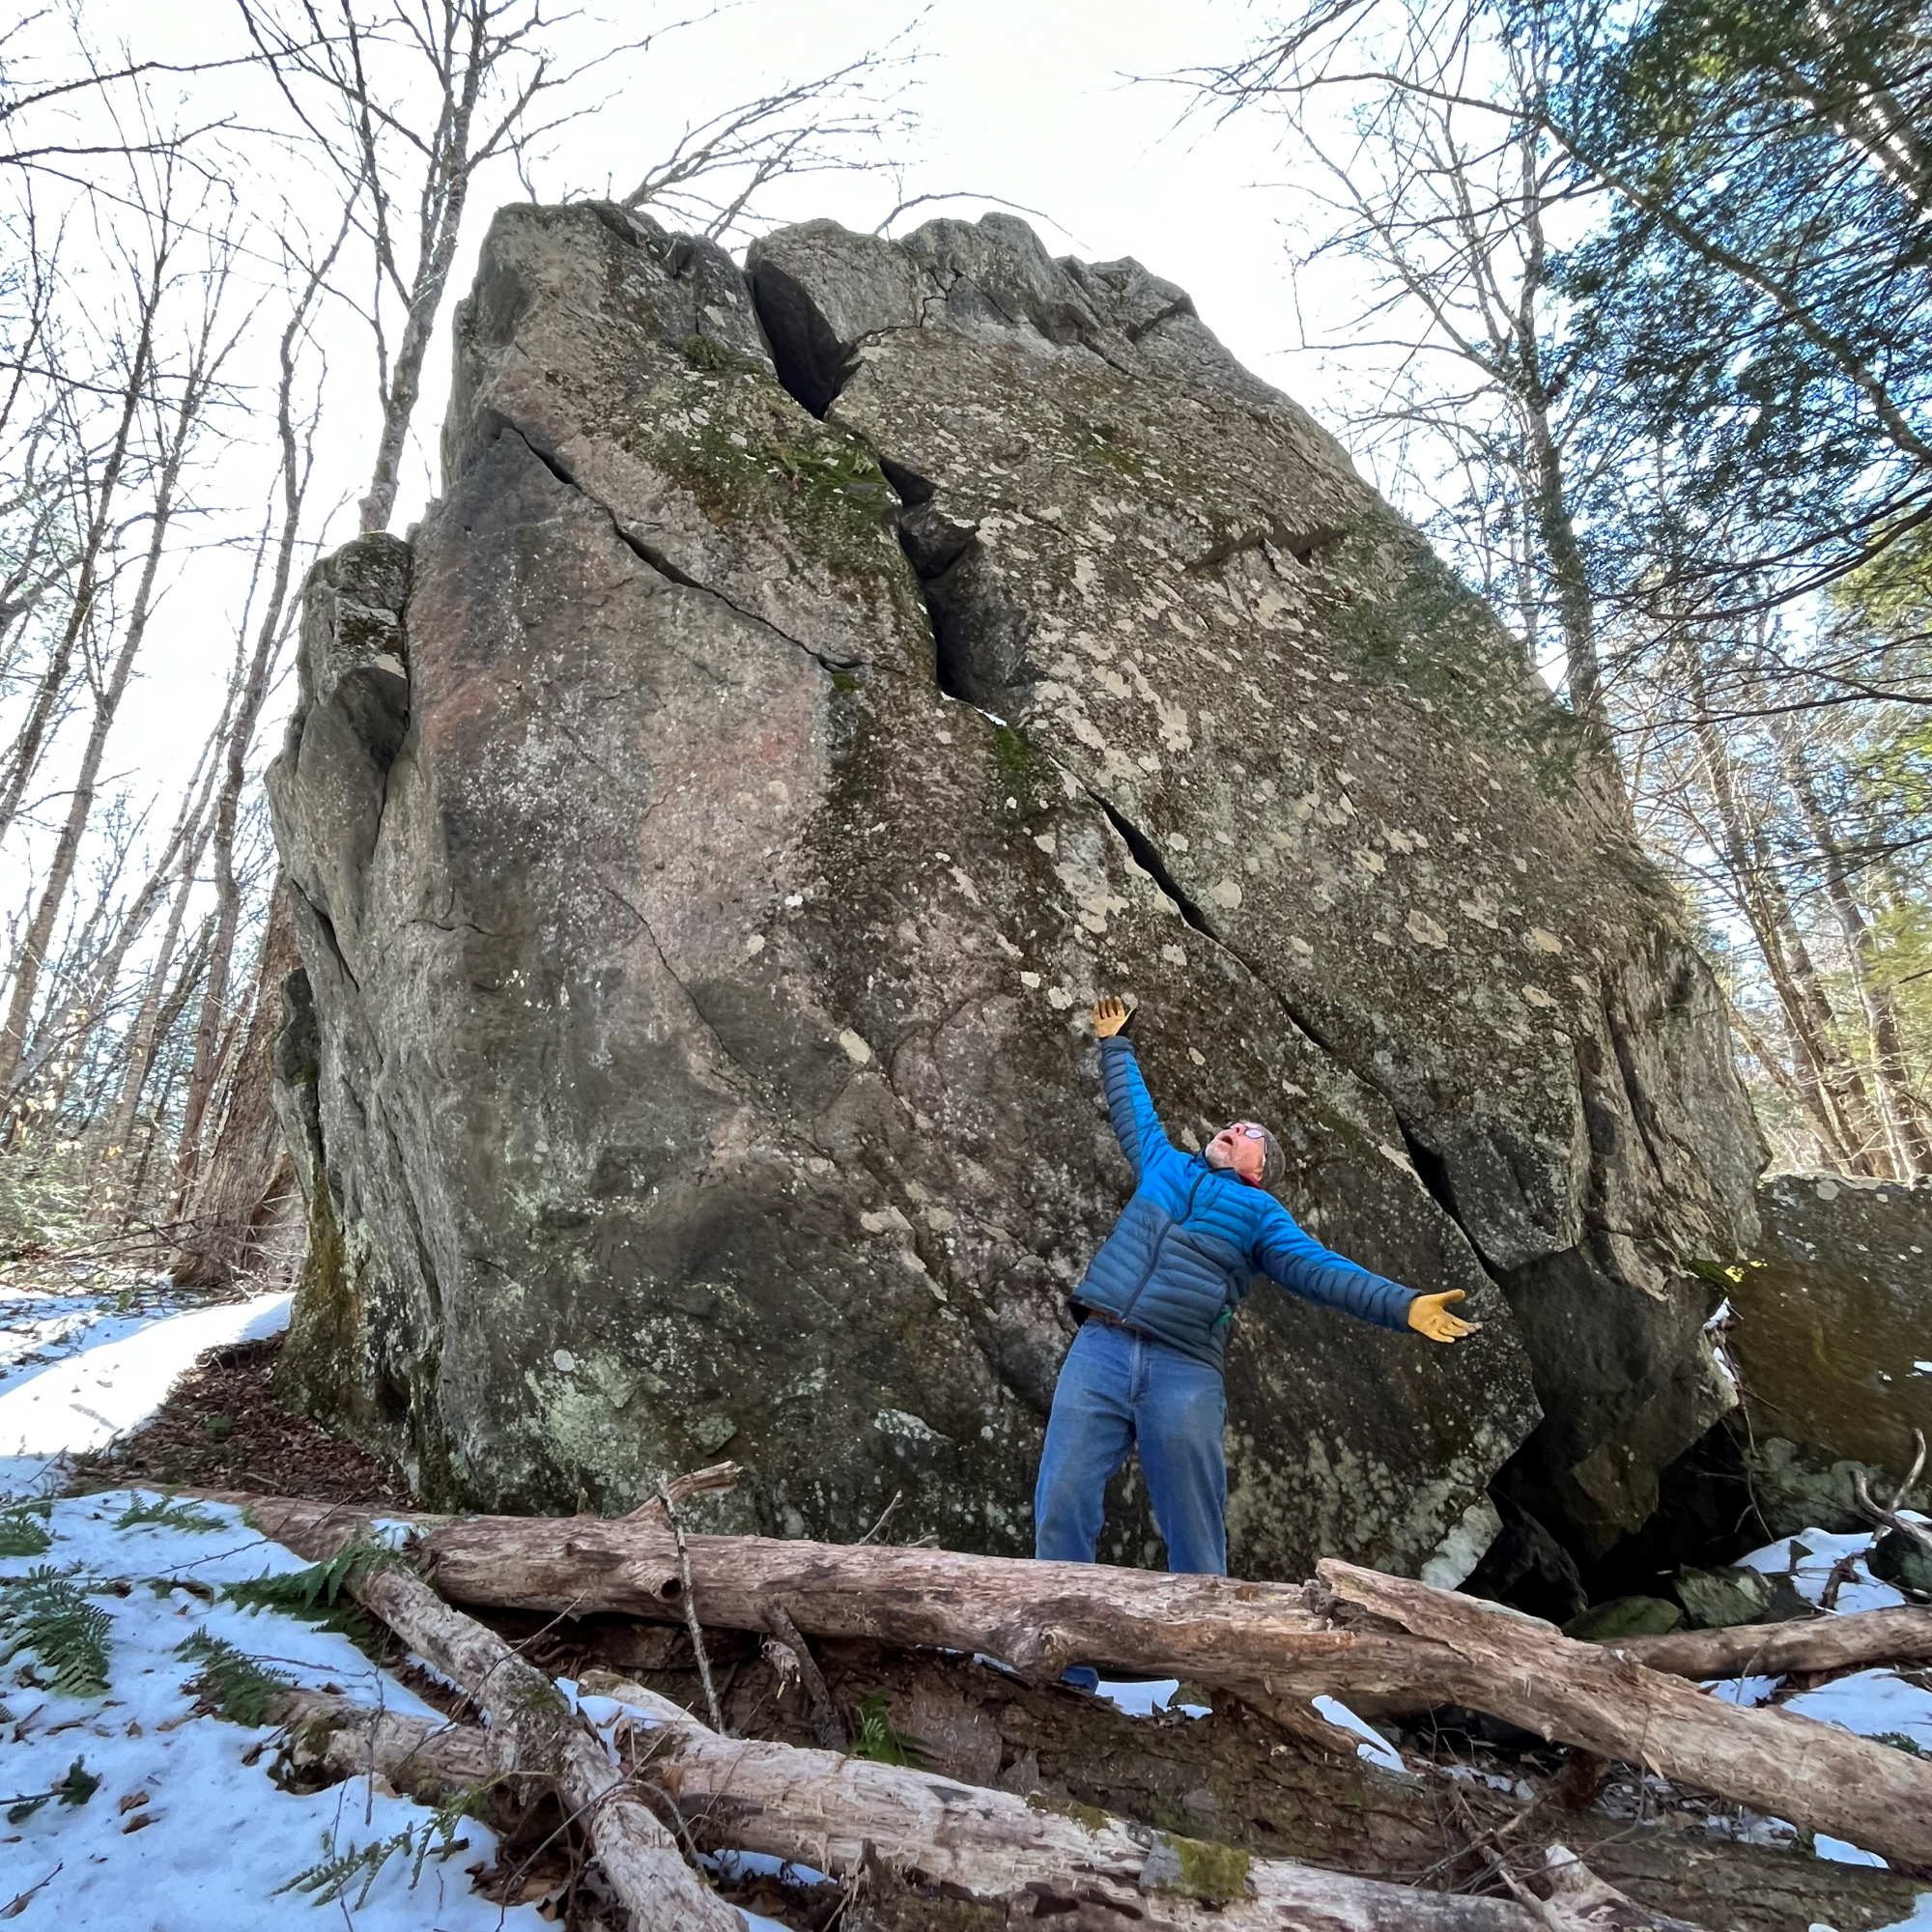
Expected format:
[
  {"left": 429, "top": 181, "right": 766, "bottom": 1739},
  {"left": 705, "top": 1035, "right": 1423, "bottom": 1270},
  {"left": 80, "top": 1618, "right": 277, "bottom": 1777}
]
[
  {"left": 1407, "top": 1289, "right": 1481, "bottom": 1344},
  {"left": 1092, "top": 996, "right": 1132, "bottom": 1038}
]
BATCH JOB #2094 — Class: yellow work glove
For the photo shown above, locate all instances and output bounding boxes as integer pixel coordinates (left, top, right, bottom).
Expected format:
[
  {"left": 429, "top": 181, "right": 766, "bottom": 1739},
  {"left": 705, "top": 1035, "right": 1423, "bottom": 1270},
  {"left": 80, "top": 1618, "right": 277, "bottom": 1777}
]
[
  {"left": 1407, "top": 1289, "right": 1481, "bottom": 1344},
  {"left": 1092, "top": 996, "right": 1132, "bottom": 1038}
]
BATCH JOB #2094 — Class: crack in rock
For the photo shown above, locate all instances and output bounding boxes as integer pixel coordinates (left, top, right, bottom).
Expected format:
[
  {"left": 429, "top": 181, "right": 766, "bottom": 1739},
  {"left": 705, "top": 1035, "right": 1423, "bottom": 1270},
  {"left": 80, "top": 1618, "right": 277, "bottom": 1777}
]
[{"left": 505, "top": 428, "right": 866, "bottom": 678}]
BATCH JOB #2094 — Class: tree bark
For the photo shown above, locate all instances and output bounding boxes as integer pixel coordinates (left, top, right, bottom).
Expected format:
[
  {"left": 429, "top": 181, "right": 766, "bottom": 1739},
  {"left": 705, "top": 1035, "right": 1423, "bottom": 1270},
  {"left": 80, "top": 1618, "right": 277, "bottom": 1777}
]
[
  {"left": 282, "top": 1531, "right": 739, "bottom": 1931},
  {"left": 1681, "top": 645, "right": 1888, "bottom": 1171},
  {"left": 1608, "top": 1605, "right": 1932, "bottom": 1680},
  {"left": 169, "top": 883, "right": 302, "bottom": 1283},
  {"left": 1318, "top": 1559, "right": 1932, "bottom": 1872},
  {"left": 611, "top": 1675, "right": 1681, "bottom": 1932},
  {"left": 240, "top": 1497, "right": 1932, "bottom": 1870},
  {"left": 1774, "top": 724, "right": 1932, "bottom": 1175},
  {"left": 172, "top": 256, "right": 331, "bottom": 1209},
  {"left": 0, "top": 259, "right": 161, "bottom": 851},
  {"left": 355, "top": 4, "right": 488, "bottom": 534},
  {"left": 0, "top": 376, "right": 201, "bottom": 1108},
  {"left": 92, "top": 753, "right": 222, "bottom": 1190},
  {"left": 271, "top": 1677, "right": 1675, "bottom": 1931}
]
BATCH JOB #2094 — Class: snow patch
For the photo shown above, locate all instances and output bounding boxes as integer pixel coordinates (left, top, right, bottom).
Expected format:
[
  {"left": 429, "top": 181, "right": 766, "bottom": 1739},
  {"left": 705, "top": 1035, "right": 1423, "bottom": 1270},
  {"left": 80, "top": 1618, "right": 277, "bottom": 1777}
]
[
  {"left": 0, "top": 1287, "right": 290, "bottom": 1492},
  {"left": 1312, "top": 1693, "right": 1408, "bottom": 1774},
  {"left": 1093, "top": 1676, "right": 1211, "bottom": 1719},
  {"left": 0, "top": 1492, "right": 547, "bottom": 1931}
]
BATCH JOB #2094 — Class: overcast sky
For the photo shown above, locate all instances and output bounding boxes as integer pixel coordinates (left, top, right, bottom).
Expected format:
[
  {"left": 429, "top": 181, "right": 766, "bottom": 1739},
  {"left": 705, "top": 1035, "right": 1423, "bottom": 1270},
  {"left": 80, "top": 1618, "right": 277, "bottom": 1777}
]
[{"left": 19, "top": 0, "right": 1386, "bottom": 880}]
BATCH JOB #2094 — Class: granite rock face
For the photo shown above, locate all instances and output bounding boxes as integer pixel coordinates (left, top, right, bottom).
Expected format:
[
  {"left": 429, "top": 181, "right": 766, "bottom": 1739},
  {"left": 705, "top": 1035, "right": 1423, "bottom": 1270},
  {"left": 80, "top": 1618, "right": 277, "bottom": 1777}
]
[{"left": 268, "top": 204, "right": 1761, "bottom": 1577}]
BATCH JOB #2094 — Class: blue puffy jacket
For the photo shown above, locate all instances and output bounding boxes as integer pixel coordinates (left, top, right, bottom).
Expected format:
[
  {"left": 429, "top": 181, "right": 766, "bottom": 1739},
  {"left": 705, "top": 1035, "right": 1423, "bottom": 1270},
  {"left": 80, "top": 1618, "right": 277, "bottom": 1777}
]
[{"left": 1072, "top": 1036, "right": 1418, "bottom": 1368}]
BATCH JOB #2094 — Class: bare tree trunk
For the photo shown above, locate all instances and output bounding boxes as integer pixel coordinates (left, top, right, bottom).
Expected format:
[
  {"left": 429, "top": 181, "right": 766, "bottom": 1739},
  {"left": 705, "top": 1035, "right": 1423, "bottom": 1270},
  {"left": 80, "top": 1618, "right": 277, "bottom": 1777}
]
[
  {"left": 253, "top": 1532, "right": 1672, "bottom": 1932},
  {"left": 1611, "top": 1604, "right": 1932, "bottom": 1679},
  {"left": 41, "top": 717, "right": 230, "bottom": 1134},
  {"left": 170, "top": 884, "right": 301, "bottom": 1283},
  {"left": 1774, "top": 722, "right": 1932, "bottom": 1174},
  {"left": 0, "top": 234, "right": 171, "bottom": 849},
  {"left": 612, "top": 1679, "right": 1688, "bottom": 1932},
  {"left": 1682, "top": 648, "right": 1887, "bottom": 1170},
  {"left": 1523, "top": 392, "right": 1605, "bottom": 725},
  {"left": 0, "top": 328, "right": 220, "bottom": 1107},
  {"left": 358, "top": 112, "right": 479, "bottom": 534},
  {"left": 1504, "top": 123, "right": 1607, "bottom": 735},
  {"left": 264, "top": 1514, "right": 739, "bottom": 1931},
  {"left": 170, "top": 245, "right": 335, "bottom": 1208},
  {"left": 115, "top": 915, "right": 213, "bottom": 1225},
  {"left": 94, "top": 801, "right": 214, "bottom": 1185}
]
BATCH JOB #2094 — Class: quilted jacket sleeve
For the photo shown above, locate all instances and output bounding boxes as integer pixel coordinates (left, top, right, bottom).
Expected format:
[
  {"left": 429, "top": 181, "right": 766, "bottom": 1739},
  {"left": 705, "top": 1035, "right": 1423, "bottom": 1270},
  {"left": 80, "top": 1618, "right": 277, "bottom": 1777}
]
[
  {"left": 1097, "top": 1036, "right": 1170, "bottom": 1179},
  {"left": 1252, "top": 1198, "right": 1417, "bottom": 1331}
]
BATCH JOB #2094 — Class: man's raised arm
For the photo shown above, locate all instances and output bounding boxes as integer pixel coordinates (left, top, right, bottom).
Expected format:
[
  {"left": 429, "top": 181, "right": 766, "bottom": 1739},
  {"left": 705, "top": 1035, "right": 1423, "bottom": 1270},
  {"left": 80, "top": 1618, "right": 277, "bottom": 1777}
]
[
  {"left": 1092, "top": 997, "right": 1170, "bottom": 1179},
  {"left": 1253, "top": 1199, "right": 1420, "bottom": 1332},
  {"left": 1253, "top": 1200, "right": 1481, "bottom": 1342}
]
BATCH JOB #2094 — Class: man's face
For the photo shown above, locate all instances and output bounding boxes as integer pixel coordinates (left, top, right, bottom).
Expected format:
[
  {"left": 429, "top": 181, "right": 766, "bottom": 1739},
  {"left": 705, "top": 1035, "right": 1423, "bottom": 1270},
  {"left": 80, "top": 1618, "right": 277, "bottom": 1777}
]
[{"left": 1206, "top": 1122, "right": 1268, "bottom": 1185}]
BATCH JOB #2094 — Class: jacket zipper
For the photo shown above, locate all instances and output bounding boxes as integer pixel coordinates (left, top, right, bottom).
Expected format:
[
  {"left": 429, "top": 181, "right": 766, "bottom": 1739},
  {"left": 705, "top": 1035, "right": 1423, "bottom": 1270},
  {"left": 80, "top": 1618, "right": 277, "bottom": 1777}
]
[{"left": 1116, "top": 1165, "right": 1209, "bottom": 1326}]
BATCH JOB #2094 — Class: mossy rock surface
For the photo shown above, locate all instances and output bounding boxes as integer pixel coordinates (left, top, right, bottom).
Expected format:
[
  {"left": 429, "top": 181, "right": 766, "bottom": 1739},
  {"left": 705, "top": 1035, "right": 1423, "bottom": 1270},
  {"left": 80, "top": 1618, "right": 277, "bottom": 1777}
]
[
  {"left": 1563, "top": 1594, "right": 1683, "bottom": 1640},
  {"left": 1728, "top": 1175, "right": 1932, "bottom": 1484}
]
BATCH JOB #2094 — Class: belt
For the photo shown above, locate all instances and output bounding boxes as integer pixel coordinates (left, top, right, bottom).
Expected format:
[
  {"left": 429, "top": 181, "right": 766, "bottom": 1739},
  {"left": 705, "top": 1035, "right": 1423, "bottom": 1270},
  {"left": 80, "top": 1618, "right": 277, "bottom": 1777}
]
[{"left": 1082, "top": 1306, "right": 1142, "bottom": 1335}]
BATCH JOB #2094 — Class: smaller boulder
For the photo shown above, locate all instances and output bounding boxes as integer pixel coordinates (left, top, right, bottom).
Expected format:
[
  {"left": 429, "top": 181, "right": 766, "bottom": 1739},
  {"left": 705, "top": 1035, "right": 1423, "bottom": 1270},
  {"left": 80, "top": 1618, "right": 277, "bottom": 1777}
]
[
  {"left": 1869, "top": 1529, "right": 1932, "bottom": 1601},
  {"left": 1670, "top": 1562, "right": 1813, "bottom": 1628},
  {"left": 1563, "top": 1596, "right": 1683, "bottom": 1641}
]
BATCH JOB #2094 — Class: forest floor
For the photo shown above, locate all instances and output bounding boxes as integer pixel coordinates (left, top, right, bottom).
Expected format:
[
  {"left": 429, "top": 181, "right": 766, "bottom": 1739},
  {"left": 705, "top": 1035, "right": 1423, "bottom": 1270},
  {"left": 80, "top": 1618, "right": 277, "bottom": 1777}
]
[{"left": 2, "top": 1264, "right": 1931, "bottom": 1931}]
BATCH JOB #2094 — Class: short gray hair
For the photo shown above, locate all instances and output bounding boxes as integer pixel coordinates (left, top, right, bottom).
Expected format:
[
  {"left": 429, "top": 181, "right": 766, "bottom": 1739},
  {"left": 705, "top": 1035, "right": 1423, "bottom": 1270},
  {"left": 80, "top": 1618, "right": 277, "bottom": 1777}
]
[{"left": 1228, "top": 1121, "right": 1285, "bottom": 1189}]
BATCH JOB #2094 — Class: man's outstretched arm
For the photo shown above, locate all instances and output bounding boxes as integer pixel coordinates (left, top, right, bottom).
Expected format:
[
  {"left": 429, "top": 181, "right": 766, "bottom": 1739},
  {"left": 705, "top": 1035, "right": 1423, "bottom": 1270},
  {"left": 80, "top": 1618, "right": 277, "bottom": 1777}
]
[
  {"left": 1093, "top": 997, "right": 1170, "bottom": 1179},
  {"left": 1254, "top": 1200, "right": 1479, "bottom": 1342}
]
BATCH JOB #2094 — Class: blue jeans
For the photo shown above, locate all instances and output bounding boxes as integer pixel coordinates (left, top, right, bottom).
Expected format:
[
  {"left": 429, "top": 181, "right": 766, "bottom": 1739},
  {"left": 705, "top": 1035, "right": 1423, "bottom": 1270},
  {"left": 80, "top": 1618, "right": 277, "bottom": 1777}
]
[{"left": 1034, "top": 1319, "right": 1228, "bottom": 1577}]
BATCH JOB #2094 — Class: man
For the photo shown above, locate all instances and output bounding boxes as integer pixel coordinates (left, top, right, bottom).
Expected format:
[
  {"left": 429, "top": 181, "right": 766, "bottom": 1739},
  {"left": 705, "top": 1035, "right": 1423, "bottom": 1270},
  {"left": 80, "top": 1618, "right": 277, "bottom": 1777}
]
[{"left": 1034, "top": 995, "right": 1478, "bottom": 1580}]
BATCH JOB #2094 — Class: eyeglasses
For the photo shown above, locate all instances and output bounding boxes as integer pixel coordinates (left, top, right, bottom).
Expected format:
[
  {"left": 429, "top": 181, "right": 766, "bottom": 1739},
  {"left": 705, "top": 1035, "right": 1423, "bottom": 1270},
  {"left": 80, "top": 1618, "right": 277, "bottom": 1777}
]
[{"left": 1224, "top": 1122, "right": 1268, "bottom": 1140}]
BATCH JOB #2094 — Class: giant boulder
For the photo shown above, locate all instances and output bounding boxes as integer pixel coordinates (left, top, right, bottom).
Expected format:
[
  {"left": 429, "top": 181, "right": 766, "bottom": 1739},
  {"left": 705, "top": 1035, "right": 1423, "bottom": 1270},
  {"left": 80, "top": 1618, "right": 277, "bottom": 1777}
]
[{"left": 267, "top": 205, "right": 1761, "bottom": 1577}]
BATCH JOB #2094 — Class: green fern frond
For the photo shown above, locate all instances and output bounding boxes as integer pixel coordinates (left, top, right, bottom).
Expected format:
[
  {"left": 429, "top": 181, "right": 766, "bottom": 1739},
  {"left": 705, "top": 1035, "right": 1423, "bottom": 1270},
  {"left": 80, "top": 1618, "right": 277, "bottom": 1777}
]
[
  {"left": 0, "top": 1567, "right": 111, "bottom": 1697},
  {"left": 224, "top": 1539, "right": 400, "bottom": 1647},
  {"left": 5, "top": 1754, "right": 99, "bottom": 1825},
  {"left": 847, "top": 1688, "right": 928, "bottom": 1767},
  {"left": 274, "top": 1817, "right": 468, "bottom": 1910},
  {"left": 176, "top": 1630, "right": 296, "bottom": 1726},
  {"left": 0, "top": 1501, "right": 52, "bottom": 1557},
  {"left": 116, "top": 1492, "right": 222, "bottom": 1534}
]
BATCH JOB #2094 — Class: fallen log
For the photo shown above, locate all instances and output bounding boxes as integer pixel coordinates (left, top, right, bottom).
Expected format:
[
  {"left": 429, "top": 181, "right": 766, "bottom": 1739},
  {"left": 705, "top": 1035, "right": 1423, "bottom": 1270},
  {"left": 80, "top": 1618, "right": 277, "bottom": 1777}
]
[
  {"left": 1321, "top": 1561, "right": 1932, "bottom": 1875},
  {"left": 259, "top": 1516, "right": 738, "bottom": 1932},
  {"left": 238, "top": 1495, "right": 1932, "bottom": 1872},
  {"left": 596, "top": 1673, "right": 1703, "bottom": 1932},
  {"left": 265, "top": 1666, "right": 1696, "bottom": 1931},
  {"left": 273, "top": 1688, "right": 496, "bottom": 1802},
  {"left": 217, "top": 1492, "right": 1932, "bottom": 1686},
  {"left": 1606, "top": 1605, "right": 1932, "bottom": 1681}
]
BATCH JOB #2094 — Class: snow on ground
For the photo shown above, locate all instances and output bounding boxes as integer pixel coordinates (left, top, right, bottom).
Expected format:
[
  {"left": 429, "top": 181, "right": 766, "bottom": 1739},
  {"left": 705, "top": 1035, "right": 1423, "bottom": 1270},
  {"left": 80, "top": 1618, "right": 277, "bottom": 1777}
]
[
  {"left": 0, "top": 1274, "right": 291, "bottom": 1493},
  {"left": 1785, "top": 1668, "right": 1932, "bottom": 1754},
  {"left": 1311, "top": 1693, "right": 1409, "bottom": 1775},
  {"left": 0, "top": 1282, "right": 762, "bottom": 1928},
  {"left": 1736, "top": 1522, "right": 1915, "bottom": 1616},
  {"left": 5, "top": 1273, "right": 1929, "bottom": 1925},
  {"left": 1720, "top": 1521, "right": 1932, "bottom": 1924},
  {"left": 0, "top": 1491, "right": 549, "bottom": 1928}
]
